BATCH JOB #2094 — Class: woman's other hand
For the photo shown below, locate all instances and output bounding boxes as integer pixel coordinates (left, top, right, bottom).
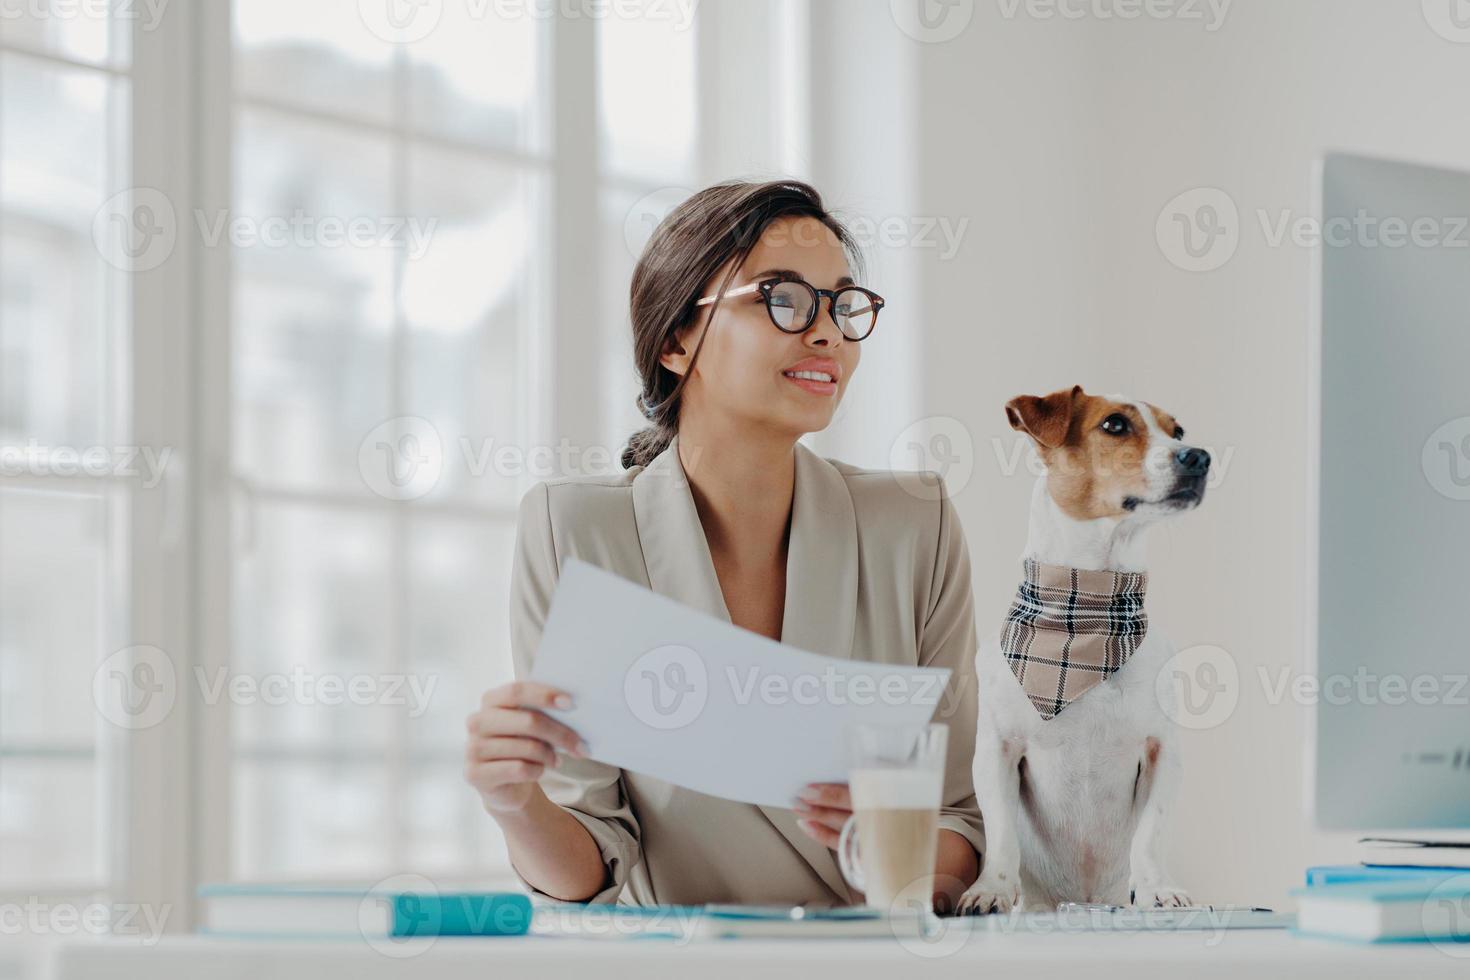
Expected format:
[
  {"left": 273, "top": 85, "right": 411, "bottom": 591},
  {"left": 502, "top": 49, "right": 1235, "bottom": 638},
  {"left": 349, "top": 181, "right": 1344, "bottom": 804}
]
[
  {"left": 464, "top": 681, "right": 587, "bottom": 814},
  {"left": 793, "top": 782, "right": 852, "bottom": 848}
]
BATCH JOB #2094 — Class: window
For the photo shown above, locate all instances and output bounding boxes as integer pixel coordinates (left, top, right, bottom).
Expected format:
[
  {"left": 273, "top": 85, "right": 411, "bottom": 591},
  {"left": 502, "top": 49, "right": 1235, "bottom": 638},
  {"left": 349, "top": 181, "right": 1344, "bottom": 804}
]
[
  {"left": 0, "top": 4, "right": 131, "bottom": 894},
  {"left": 227, "top": 0, "right": 548, "bottom": 881},
  {"left": 596, "top": 8, "right": 700, "bottom": 453}
]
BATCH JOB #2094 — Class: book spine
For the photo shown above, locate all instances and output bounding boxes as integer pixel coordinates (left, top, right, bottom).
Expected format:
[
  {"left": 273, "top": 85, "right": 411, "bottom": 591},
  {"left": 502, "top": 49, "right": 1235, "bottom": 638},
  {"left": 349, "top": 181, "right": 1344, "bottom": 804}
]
[
  {"left": 391, "top": 894, "right": 533, "bottom": 937},
  {"left": 1304, "top": 865, "right": 1458, "bottom": 887}
]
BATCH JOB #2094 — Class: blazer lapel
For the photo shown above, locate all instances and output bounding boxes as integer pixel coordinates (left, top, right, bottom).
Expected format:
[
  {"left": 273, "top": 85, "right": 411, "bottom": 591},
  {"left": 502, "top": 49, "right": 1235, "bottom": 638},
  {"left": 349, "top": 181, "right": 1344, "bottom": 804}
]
[
  {"left": 778, "top": 442, "right": 859, "bottom": 661},
  {"left": 630, "top": 436, "right": 731, "bottom": 622},
  {"left": 761, "top": 441, "right": 860, "bottom": 903},
  {"left": 629, "top": 437, "right": 861, "bottom": 904},
  {"left": 628, "top": 437, "right": 861, "bottom": 646}
]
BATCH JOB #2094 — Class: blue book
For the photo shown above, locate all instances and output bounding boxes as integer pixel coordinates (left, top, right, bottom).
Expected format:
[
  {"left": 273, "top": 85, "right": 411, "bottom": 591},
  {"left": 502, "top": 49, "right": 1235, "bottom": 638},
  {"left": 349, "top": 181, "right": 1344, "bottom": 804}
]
[
  {"left": 1291, "top": 877, "right": 1470, "bottom": 942},
  {"left": 1304, "top": 864, "right": 1463, "bottom": 888},
  {"left": 198, "top": 883, "right": 532, "bottom": 938}
]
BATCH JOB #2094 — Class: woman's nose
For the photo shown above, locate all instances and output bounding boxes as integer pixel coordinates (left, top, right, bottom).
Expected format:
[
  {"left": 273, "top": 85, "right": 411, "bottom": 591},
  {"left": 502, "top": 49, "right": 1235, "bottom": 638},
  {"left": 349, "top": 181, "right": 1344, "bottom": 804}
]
[{"left": 804, "top": 302, "right": 845, "bottom": 347}]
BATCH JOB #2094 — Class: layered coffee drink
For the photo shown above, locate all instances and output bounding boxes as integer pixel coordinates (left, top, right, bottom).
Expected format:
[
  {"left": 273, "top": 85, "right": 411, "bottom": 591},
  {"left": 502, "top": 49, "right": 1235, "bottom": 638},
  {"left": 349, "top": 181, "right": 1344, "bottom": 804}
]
[{"left": 846, "top": 767, "right": 942, "bottom": 912}]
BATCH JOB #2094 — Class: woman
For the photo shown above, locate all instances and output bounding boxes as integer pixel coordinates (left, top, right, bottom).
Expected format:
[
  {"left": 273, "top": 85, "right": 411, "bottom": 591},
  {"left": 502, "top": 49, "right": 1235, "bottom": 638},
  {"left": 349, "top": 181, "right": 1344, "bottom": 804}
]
[{"left": 463, "top": 180, "right": 984, "bottom": 910}]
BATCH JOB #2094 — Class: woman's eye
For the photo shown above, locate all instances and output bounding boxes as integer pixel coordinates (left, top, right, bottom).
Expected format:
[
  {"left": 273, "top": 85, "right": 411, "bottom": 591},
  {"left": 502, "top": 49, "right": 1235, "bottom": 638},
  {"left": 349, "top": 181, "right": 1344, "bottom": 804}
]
[{"left": 1100, "top": 414, "right": 1131, "bottom": 435}]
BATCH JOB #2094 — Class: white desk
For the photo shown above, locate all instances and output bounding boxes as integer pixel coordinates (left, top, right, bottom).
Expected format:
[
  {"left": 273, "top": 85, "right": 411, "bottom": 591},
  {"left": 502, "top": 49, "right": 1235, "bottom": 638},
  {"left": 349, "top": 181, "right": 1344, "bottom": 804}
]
[{"left": 53, "top": 928, "right": 1469, "bottom": 980}]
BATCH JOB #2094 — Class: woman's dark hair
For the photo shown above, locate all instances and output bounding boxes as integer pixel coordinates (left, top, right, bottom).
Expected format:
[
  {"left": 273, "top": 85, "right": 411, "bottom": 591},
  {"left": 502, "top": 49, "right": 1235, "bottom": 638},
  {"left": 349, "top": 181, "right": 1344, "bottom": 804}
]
[{"left": 621, "top": 179, "right": 864, "bottom": 469}]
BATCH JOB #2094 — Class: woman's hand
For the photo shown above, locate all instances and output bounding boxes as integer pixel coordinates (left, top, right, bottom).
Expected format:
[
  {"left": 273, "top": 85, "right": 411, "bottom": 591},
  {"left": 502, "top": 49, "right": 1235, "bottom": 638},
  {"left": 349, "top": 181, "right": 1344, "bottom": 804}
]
[
  {"left": 797, "top": 783, "right": 978, "bottom": 913},
  {"left": 793, "top": 782, "right": 853, "bottom": 849},
  {"left": 464, "top": 681, "right": 587, "bottom": 814}
]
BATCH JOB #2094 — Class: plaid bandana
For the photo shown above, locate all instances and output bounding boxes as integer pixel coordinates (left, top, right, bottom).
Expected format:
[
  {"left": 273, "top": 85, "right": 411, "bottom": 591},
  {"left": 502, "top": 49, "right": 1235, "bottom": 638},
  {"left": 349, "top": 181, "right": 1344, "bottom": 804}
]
[{"left": 1000, "top": 559, "right": 1149, "bottom": 720}]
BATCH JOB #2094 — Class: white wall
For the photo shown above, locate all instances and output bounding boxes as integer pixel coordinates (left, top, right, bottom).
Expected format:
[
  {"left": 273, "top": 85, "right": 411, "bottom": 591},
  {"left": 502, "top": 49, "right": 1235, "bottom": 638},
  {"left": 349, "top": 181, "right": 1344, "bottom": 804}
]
[
  {"left": 1082, "top": 0, "right": 1470, "bottom": 907},
  {"left": 693, "top": 0, "right": 1470, "bottom": 908},
  {"left": 806, "top": 0, "right": 1470, "bottom": 908},
  {"left": 801, "top": 0, "right": 924, "bottom": 466}
]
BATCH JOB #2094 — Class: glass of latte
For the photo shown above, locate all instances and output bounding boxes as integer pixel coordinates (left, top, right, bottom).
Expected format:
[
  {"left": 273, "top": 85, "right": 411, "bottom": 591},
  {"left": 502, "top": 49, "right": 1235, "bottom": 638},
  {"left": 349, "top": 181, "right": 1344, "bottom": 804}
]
[{"left": 835, "top": 723, "right": 948, "bottom": 916}]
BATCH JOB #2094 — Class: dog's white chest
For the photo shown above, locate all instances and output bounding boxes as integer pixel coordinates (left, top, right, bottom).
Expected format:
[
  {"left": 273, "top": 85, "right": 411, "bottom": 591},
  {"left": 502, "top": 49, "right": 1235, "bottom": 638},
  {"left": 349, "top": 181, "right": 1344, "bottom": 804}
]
[{"left": 974, "top": 629, "right": 1175, "bottom": 905}]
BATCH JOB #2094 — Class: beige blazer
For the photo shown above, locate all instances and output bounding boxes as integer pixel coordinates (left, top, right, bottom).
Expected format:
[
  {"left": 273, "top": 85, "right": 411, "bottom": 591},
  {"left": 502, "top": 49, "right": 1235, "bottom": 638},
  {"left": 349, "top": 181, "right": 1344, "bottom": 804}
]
[{"left": 508, "top": 436, "right": 985, "bottom": 907}]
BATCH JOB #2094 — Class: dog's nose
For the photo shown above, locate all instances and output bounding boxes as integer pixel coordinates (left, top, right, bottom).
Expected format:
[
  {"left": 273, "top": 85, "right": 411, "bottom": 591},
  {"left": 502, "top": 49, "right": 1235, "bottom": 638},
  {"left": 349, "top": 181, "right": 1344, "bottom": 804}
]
[{"left": 1174, "top": 446, "right": 1211, "bottom": 476}]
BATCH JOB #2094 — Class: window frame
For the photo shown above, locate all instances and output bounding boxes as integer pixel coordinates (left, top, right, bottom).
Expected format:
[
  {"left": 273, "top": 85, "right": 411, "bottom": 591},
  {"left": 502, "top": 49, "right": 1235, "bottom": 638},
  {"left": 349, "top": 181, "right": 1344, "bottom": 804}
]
[{"left": 0, "top": 0, "right": 176, "bottom": 925}]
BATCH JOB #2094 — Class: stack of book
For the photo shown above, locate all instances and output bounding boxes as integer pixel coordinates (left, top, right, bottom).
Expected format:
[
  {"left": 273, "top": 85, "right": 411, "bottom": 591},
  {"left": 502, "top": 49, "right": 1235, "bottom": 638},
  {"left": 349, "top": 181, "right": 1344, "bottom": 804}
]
[
  {"left": 199, "top": 883, "right": 533, "bottom": 939},
  {"left": 1295, "top": 838, "right": 1470, "bottom": 942}
]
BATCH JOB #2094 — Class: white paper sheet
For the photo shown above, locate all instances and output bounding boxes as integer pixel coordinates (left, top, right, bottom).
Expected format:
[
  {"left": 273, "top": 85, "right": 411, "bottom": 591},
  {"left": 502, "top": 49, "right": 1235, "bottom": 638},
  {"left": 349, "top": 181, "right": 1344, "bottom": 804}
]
[{"left": 529, "top": 559, "right": 951, "bottom": 809}]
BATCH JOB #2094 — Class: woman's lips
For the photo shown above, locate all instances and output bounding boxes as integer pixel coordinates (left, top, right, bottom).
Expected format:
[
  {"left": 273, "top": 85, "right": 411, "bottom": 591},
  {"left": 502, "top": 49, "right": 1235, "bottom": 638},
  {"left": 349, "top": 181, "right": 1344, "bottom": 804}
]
[{"left": 782, "top": 369, "right": 838, "bottom": 396}]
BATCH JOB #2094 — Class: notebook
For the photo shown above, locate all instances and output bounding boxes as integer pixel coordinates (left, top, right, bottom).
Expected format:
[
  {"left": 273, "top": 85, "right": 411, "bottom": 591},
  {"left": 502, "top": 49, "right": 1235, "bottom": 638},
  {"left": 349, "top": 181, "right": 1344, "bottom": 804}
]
[
  {"left": 530, "top": 901, "right": 927, "bottom": 940},
  {"left": 1358, "top": 837, "right": 1470, "bottom": 870}
]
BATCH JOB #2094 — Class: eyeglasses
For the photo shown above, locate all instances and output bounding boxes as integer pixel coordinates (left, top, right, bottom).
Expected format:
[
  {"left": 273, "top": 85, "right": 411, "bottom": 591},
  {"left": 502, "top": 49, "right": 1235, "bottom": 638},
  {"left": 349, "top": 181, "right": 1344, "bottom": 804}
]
[{"left": 694, "top": 275, "right": 885, "bottom": 341}]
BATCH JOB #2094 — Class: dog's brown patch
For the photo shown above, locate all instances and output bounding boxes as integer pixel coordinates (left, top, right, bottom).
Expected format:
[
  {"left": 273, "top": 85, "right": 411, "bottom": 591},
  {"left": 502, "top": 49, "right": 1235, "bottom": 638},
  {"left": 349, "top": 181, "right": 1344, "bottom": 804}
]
[
  {"left": 1134, "top": 736, "right": 1163, "bottom": 808},
  {"left": 1079, "top": 845, "right": 1100, "bottom": 898},
  {"left": 1006, "top": 385, "right": 1161, "bottom": 520},
  {"left": 1148, "top": 406, "right": 1182, "bottom": 441}
]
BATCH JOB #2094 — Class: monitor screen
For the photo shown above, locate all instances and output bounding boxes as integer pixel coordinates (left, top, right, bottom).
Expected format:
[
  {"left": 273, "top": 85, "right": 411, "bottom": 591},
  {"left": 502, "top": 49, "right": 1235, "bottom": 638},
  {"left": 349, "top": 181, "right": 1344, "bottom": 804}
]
[{"left": 1312, "top": 153, "right": 1470, "bottom": 830}]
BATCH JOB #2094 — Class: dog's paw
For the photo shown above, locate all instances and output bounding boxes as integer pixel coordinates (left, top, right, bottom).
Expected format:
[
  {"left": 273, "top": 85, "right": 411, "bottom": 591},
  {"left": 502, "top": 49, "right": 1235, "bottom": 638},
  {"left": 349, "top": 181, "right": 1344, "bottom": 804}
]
[
  {"left": 1130, "top": 880, "right": 1192, "bottom": 908},
  {"left": 956, "top": 873, "right": 1023, "bottom": 916}
]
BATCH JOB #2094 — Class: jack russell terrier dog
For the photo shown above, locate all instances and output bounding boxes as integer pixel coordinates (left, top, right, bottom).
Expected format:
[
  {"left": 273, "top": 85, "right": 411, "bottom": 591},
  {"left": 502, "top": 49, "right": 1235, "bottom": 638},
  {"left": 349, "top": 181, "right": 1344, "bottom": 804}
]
[{"left": 958, "top": 385, "right": 1210, "bottom": 914}]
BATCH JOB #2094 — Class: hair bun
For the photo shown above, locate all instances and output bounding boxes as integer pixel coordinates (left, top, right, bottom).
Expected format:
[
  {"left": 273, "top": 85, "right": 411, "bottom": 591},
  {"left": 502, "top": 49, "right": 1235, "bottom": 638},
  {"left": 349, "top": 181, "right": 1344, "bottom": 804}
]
[{"left": 637, "top": 391, "right": 660, "bottom": 420}]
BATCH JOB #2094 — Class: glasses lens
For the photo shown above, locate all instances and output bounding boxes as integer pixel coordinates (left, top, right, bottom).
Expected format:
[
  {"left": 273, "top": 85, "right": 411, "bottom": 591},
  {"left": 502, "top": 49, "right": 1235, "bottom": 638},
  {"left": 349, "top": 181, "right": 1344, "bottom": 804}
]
[
  {"left": 766, "top": 280, "right": 816, "bottom": 331},
  {"left": 832, "top": 288, "right": 878, "bottom": 339}
]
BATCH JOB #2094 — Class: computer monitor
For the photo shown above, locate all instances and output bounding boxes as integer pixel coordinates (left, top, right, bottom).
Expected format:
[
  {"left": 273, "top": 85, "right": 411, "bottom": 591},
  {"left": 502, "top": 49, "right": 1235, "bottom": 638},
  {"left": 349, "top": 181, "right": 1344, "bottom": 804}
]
[{"left": 1310, "top": 153, "right": 1470, "bottom": 831}]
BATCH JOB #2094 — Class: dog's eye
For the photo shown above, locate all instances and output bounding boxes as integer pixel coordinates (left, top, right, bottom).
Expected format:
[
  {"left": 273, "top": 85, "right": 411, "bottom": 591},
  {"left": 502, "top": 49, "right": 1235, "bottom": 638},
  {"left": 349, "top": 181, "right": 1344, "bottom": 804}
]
[
  {"left": 1100, "top": 413, "right": 1131, "bottom": 436},
  {"left": 1173, "top": 425, "right": 1185, "bottom": 440}
]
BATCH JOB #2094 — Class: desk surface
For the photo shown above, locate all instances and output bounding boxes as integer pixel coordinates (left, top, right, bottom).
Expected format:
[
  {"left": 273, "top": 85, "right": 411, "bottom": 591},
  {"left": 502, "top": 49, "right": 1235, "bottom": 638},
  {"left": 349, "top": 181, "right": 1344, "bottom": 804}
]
[{"left": 54, "top": 928, "right": 1470, "bottom": 980}]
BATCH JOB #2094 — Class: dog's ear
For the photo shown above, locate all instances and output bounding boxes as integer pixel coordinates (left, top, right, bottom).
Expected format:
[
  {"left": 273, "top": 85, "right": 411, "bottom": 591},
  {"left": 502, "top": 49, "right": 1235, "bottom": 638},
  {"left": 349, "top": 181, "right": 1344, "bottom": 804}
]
[{"left": 1005, "top": 385, "right": 1084, "bottom": 449}]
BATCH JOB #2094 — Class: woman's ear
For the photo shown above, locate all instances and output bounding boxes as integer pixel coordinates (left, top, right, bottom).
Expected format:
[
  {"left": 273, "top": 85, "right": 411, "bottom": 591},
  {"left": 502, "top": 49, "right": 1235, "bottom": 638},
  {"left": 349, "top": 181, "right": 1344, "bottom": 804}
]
[{"left": 658, "top": 322, "right": 700, "bottom": 378}]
